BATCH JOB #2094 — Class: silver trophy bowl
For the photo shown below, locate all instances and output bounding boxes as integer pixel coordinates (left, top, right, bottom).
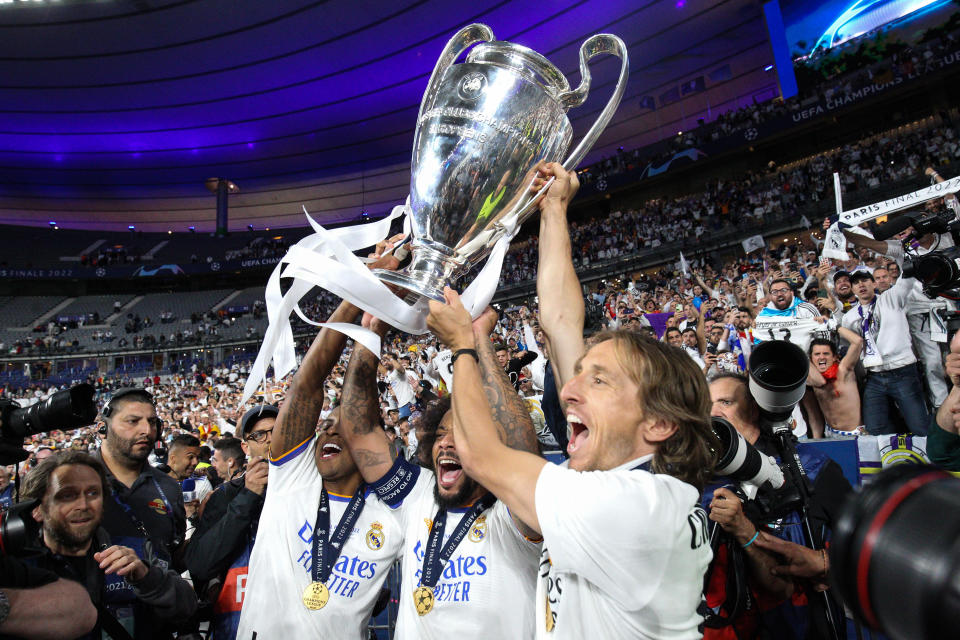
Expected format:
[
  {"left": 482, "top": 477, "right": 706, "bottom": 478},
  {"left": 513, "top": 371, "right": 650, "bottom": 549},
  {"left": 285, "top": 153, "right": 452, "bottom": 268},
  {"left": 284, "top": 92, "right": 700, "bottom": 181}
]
[{"left": 373, "top": 24, "right": 629, "bottom": 302}]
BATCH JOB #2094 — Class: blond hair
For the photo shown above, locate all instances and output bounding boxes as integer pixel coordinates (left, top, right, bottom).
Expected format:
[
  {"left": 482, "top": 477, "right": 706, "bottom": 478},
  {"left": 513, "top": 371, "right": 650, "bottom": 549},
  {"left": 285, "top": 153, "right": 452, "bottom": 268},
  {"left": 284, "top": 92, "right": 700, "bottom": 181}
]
[{"left": 591, "top": 330, "right": 718, "bottom": 491}]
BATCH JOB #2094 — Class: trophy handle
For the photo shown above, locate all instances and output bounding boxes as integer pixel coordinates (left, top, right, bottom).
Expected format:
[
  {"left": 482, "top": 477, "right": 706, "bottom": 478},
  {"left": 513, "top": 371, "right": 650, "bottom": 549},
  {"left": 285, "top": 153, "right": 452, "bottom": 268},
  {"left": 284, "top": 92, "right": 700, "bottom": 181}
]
[
  {"left": 557, "top": 34, "right": 629, "bottom": 171},
  {"left": 417, "top": 23, "right": 496, "bottom": 124}
]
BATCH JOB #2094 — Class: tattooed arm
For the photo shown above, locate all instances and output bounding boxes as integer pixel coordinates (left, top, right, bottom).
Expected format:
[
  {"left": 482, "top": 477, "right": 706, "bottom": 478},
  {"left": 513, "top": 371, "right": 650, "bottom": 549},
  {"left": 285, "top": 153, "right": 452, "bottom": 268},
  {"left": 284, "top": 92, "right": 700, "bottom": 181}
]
[
  {"left": 340, "top": 315, "right": 396, "bottom": 484},
  {"left": 270, "top": 300, "right": 360, "bottom": 459},
  {"left": 473, "top": 307, "right": 539, "bottom": 455},
  {"left": 472, "top": 307, "right": 542, "bottom": 538},
  {"left": 427, "top": 290, "right": 546, "bottom": 535}
]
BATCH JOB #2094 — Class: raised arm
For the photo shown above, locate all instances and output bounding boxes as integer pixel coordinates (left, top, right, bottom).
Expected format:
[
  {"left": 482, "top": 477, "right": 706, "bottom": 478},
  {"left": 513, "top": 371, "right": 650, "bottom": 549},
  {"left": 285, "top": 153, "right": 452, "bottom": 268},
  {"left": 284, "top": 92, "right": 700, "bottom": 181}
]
[
  {"left": 271, "top": 299, "right": 360, "bottom": 457},
  {"left": 840, "top": 228, "right": 889, "bottom": 255},
  {"left": 472, "top": 307, "right": 540, "bottom": 455},
  {"left": 427, "top": 289, "right": 546, "bottom": 534},
  {"left": 695, "top": 305, "right": 707, "bottom": 354},
  {"left": 536, "top": 162, "right": 583, "bottom": 389},
  {"left": 340, "top": 315, "right": 396, "bottom": 484},
  {"left": 693, "top": 270, "right": 716, "bottom": 297},
  {"left": 837, "top": 326, "right": 863, "bottom": 371}
]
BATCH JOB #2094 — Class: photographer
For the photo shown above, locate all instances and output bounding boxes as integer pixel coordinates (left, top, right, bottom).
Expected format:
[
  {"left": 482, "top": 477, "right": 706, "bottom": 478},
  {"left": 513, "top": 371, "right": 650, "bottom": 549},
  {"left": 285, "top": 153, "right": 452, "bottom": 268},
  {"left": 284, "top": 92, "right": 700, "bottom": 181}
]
[
  {"left": 209, "top": 437, "right": 245, "bottom": 483},
  {"left": 709, "top": 373, "right": 851, "bottom": 639},
  {"left": 91, "top": 388, "right": 185, "bottom": 573},
  {"left": 185, "top": 406, "right": 272, "bottom": 640},
  {"left": 21, "top": 451, "right": 197, "bottom": 639}
]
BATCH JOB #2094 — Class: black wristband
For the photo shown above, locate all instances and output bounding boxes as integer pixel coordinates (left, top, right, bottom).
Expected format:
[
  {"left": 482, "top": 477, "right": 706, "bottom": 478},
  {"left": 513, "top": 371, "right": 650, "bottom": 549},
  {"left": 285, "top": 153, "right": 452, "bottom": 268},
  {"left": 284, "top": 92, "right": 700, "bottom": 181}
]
[{"left": 452, "top": 349, "right": 479, "bottom": 364}]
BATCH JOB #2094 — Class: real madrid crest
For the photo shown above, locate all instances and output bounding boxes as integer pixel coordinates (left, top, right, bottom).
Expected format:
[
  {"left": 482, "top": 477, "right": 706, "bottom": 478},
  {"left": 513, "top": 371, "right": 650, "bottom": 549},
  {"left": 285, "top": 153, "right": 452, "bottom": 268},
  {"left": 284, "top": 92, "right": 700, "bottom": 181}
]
[
  {"left": 457, "top": 72, "right": 487, "bottom": 101},
  {"left": 424, "top": 518, "right": 433, "bottom": 532},
  {"left": 366, "top": 521, "right": 385, "bottom": 551},
  {"left": 468, "top": 515, "right": 486, "bottom": 542}
]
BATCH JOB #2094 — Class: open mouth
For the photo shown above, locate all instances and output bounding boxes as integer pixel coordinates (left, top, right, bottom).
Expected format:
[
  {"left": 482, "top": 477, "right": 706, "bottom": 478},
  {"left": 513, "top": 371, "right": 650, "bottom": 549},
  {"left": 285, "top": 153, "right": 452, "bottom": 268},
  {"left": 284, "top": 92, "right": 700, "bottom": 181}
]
[
  {"left": 436, "top": 456, "right": 463, "bottom": 488},
  {"left": 566, "top": 413, "right": 590, "bottom": 456},
  {"left": 320, "top": 442, "right": 342, "bottom": 460}
]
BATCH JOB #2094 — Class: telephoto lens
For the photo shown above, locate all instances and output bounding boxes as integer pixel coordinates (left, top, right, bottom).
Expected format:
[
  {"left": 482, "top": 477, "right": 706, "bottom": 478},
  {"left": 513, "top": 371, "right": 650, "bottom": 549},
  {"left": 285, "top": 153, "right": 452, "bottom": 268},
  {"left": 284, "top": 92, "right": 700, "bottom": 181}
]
[
  {"left": 748, "top": 340, "right": 808, "bottom": 422},
  {"left": 711, "top": 417, "right": 784, "bottom": 496},
  {"left": 831, "top": 465, "right": 960, "bottom": 640}
]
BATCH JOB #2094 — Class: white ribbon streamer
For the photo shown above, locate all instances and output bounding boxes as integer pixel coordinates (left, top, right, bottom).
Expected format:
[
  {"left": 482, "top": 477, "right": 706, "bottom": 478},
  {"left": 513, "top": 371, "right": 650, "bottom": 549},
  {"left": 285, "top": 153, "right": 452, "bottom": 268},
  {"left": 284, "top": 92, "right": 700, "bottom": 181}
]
[{"left": 240, "top": 198, "right": 520, "bottom": 404}]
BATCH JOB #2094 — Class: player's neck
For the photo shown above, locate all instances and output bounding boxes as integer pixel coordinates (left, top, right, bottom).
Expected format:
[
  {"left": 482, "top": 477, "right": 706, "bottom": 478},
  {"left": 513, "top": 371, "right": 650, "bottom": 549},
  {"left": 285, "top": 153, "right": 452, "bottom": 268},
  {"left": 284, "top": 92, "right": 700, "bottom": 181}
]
[
  {"left": 458, "top": 485, "right": 487, "bottom": 509},
  {"left": 323, "top": 471, "right": 363, "bottom": 498}
]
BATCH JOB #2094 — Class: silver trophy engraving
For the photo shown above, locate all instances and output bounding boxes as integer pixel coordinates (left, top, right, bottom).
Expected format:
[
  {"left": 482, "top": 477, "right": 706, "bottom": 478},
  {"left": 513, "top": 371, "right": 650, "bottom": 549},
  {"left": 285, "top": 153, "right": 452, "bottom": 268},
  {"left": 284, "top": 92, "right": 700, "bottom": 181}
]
[{"left": 373, "top": 23, "right": 629, "bottom": 302}]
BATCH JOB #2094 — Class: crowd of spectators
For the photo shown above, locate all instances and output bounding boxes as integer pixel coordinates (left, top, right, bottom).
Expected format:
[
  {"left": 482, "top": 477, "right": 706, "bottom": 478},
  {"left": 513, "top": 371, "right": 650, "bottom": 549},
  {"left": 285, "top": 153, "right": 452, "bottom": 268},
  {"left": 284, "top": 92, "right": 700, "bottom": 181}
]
[
  {"left": 576, "top": 21, "right": 960, "bottom": 192},
  {"left": 5, "top": 157, "right": 960, "bottom": 640},
  {"left": 496, "top": 118, "right": 960, "bottom": 287}
]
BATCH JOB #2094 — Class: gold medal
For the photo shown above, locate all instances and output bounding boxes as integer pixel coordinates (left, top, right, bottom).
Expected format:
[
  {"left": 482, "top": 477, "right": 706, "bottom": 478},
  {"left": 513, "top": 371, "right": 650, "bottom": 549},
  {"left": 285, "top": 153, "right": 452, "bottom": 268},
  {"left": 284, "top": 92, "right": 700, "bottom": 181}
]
[
  {"left": 302, "top": 581, "right": 330, "bottom": 610},
  {"left": 413, "top": 586, "right": 435, "bottom": 616}
]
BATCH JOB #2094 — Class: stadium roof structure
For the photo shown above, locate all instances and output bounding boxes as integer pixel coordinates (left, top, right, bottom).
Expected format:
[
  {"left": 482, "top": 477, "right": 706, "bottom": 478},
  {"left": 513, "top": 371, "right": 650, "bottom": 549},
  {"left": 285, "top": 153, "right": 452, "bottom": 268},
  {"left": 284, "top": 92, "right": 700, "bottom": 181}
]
[{"left": 0, "top": 0, "right": 775, "bottom": 231}]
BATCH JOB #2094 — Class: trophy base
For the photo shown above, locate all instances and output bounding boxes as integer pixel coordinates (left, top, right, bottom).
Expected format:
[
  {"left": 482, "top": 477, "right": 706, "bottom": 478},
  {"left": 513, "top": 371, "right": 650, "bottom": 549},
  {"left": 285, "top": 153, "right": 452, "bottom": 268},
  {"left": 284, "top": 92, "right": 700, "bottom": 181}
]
[
  {"left": 372, "top": 268, "right": 450, "bottom": 304},
  {"left": 373, "top": 243, "right": 466, "bottom": 304}
]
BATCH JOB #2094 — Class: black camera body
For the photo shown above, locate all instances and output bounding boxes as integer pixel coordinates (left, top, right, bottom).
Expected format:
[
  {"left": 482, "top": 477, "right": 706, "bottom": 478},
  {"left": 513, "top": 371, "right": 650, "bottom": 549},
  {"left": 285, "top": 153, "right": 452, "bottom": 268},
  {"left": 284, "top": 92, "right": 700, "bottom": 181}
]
[
  {"left": 0, "top": 384, "right": 98, "bottom": 465},
  {"left": 875, "top": 208, "right": 960, "bottom": 299}
]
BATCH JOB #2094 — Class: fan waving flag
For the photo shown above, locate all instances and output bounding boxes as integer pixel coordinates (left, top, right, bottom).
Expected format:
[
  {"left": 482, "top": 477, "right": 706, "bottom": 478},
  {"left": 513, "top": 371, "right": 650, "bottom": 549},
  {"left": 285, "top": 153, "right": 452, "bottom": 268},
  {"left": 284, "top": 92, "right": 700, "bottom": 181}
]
[
  {"left": 679, "top": 252, "right": 691, "bottom": 278},
  {"left": 741, "top": 234, "right": 766, "bottom": 254}
]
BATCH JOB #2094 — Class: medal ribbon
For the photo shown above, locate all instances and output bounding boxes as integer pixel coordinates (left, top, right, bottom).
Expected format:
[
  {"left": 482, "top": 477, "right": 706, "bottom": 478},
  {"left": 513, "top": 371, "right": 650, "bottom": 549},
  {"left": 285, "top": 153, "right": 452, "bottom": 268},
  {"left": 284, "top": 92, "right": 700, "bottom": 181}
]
[
  {"left": 419, "top": 493, "right": 497, "bottom": 589},
  {"left": 310, "top": 485, "right": 367, "bottom": 585}
]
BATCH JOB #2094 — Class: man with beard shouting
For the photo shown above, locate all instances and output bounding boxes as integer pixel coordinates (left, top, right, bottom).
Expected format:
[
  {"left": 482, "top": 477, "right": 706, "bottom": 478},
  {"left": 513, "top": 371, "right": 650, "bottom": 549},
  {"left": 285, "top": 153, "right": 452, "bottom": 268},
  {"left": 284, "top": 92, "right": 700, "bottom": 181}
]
[{"left": 338, "top": 310, "right": 542, "bottom": 639}]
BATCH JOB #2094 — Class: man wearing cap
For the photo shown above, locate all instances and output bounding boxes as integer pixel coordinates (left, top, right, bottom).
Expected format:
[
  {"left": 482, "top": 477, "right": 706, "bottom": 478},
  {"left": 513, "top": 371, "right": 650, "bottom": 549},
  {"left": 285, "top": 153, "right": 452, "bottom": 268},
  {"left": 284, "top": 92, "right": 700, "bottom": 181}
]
[
  {"left": 93, "top": 388, "right": 186, "bottom": 572},
  {"left": 841, "top": 269, "right": 930, "bottom": 434},
  {"left": 184, "top": 404, "right": 274, "bottom": 640}
]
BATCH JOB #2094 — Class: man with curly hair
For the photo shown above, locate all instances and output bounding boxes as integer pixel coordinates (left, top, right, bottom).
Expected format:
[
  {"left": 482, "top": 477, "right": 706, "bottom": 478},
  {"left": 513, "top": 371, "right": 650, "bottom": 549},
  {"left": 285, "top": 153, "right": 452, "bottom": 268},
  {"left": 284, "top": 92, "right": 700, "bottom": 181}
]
[{"left": 338, "top": 308, "right": 543, "bottom": 639}]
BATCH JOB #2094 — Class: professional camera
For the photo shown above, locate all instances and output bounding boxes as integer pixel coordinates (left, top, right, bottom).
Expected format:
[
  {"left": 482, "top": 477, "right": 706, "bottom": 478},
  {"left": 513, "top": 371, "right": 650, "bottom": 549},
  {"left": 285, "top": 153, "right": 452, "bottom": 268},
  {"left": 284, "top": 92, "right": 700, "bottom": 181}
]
[
  {"left": 748, "top": 339, "right": 808, "bottom": 425},
  {"left": 831, "top": 465, "right": 960, "bottom": 640},
  {"left": 0, "top": 499, "right": 43, "bottom": 557},
  {"left": 0, "top": 384, "right": 98, "bottom": 465},
  {"left": 711, "top": 417, "right": 784, "bottom": 499},
  {"left": 874, "top": 208, "right": 960, "bottom": 299}
]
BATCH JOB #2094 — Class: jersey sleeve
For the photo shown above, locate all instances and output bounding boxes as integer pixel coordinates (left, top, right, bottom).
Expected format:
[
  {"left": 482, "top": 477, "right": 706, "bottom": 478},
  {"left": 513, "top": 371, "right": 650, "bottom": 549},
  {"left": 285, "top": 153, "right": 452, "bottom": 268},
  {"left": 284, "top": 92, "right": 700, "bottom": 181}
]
[
  {"left": 267, "top": 435, "right": 318, "bottom": 493},
  {"left": 885, "top": 240, "right": 905, "bottom": 265},
  {"left": 534, "top": 463, "right": 697, "bottom": 608}
]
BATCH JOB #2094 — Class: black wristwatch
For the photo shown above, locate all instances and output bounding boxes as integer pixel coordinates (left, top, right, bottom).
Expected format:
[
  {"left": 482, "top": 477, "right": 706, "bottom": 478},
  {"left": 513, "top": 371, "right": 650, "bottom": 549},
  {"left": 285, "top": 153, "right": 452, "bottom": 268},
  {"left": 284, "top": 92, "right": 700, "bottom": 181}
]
[{"left": 0, "top": 589, "right": 10, "bottom": 627}]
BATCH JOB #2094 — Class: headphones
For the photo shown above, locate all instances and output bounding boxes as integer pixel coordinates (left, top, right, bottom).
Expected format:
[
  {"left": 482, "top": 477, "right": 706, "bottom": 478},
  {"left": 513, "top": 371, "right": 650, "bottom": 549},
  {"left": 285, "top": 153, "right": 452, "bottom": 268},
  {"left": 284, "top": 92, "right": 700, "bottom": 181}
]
[{"left": 98, "top": 388, "right": 161, "bottom": 436}]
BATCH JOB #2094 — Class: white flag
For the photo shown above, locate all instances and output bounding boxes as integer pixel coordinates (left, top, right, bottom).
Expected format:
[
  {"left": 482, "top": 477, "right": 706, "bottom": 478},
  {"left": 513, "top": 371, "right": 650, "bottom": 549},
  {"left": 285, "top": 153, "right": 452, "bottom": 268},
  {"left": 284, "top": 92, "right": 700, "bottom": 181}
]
[
  {"left": 679, "top": 252, "right": 690, "bottom": 278},
  {"left": 800, "top": 215, "right": 811, "bottom": 229},
  {"left": 741, "top": 234, "right": 766, "bottom": 254}
]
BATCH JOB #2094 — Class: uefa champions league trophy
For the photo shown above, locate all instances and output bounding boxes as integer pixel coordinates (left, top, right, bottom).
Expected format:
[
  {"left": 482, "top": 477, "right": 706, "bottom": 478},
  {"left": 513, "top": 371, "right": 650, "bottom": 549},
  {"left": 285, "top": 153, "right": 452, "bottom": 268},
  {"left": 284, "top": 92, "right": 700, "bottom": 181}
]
[{"left": 372, "top": 23, "right": 629, "bottom": 302}]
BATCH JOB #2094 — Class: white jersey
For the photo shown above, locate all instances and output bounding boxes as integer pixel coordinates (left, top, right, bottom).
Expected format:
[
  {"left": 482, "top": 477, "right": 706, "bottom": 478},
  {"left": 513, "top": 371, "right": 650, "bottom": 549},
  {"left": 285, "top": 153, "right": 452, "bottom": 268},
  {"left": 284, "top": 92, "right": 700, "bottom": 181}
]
[
  {"left": 753, "top": 299, "right": 824, "bottom": 353},
  {"left": 391, "top": 464, "right": 541, "bottom": 640},
  {"left": 237, "top": 436, "right": 406, "bottom": 640},
  {"left": 534, "top": 456, "right": 711, "bottom": 640}
]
